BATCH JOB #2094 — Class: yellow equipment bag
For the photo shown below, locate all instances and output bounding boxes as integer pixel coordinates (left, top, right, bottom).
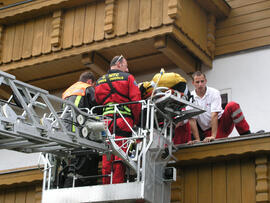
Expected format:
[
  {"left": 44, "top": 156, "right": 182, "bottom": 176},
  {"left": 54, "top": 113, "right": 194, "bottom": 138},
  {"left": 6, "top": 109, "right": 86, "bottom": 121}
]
[{"left": 139, "top": 72, "right": 188, "bottom": 99}]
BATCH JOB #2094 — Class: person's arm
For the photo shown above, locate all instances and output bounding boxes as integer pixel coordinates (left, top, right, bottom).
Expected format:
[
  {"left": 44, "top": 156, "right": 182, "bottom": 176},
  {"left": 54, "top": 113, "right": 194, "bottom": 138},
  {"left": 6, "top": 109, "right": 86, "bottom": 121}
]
[
  {"left": 85, "top": 86, "right": 97, "bottom": 107},
  {"left": 188, "top": 118, "right": 200, "bottom": 144},
  {"left": 203, "top": 112, "right": 218, "bottom": 142},
  {"left": 203, "top": 88, "right": 222, "bottom": 142},
  {"left": 128, "top": 75, "right": 142, "bottom": 125},
  {"left": 86, "top": 86, "right": 102, "bottom": 115}
]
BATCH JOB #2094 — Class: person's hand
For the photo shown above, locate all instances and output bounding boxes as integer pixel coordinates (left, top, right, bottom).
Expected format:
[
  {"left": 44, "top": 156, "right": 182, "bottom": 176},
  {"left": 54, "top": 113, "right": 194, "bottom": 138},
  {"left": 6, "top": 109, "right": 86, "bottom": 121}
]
[
  {"left": 203, "top": 136, "right": 215, "bottom": 143},
  {"left": 187, "top": 139, "right": 200, "bottom": 145},
  {"left": 175, "top": 121, "right": 184, "bottom": 128}
]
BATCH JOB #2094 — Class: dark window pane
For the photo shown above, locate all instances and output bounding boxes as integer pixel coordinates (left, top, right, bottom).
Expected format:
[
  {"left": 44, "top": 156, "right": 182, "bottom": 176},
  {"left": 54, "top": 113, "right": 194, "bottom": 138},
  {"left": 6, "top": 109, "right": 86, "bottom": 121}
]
[{"left": 221, "top": 93, "right": 228, "bottom": 109}]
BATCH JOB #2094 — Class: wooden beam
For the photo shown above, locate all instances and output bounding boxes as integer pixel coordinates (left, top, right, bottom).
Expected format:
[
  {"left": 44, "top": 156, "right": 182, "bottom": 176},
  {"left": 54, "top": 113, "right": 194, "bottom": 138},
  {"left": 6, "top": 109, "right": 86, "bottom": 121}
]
[
  {"left": 207, "top": 14, "right": 216, "bottom": 58},
  {"left": 127, "top": 52, "right": 174, "bottom": 75},
  {"left": 172, "top": 25, "right": 212, "bottom": 68},
  {"left": 211, "top": 0, "right": 231, "bottom": 19},
  {"left": 154, "top": 35, "right": 196, "bottom": 73},
  {"left": 195, "top": 0, "right": 230, "bottom": 20},
  {"left": 29, "top": 69, "right": 89, "bottom": 90},
  {"left": 0, "top": 168, "right": 43, "bottom": 186},
  {"left": 26, "top": 60, "right": 110, "bottom": 90},
  {"left": 173, "top": 134, "right": 270, "bottom": 165},
  {"left": 81, "top": 52, "right": 108, "bottom": 76}
]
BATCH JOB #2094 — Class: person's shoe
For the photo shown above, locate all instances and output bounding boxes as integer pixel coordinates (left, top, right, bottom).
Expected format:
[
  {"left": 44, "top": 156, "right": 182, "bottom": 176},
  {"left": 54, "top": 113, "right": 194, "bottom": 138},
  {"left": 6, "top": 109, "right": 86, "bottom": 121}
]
[{"left": 240, "top": 130, "right": 251, "bottom": 135}]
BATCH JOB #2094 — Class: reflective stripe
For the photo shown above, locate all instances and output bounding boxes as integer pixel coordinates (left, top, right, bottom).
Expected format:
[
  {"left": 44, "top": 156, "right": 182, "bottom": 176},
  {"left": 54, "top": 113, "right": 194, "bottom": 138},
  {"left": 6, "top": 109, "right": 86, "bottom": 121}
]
[
  {"left": 103, "top": 102, "right": 132, "bottom": 116},
  {"left": 103, "top": 110, "right": 132, "bottom": 116},
  {"left": 74, "top": 96, "right": 82, "bottom": 107},
  {"left": 72, "top": 124, "right": 76, "bottom": 132},
  {"left": 72, "top": 96, "right": 82, "bottom": 132},
  {"left": 71, "top": 89, "right": 84, "bottom": 95},
  {"left": 233, "top": 115, "right": 244, "bottom": 124},
  {"left": 62, "top": 82, "right": 90, "bottom": 99},
  {"left": 231, "top": 108, "right": 242, "bottom": 118},
  {"left": 123, "top": 105, "right": 131, "bottom": 112}
]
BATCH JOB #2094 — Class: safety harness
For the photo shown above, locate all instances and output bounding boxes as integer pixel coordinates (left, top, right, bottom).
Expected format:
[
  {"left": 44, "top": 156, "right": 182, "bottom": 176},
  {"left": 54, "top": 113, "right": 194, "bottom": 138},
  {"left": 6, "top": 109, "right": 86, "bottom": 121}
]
[
  {"left": 103, "top": 102, "right": 132, "bottom": 117},
  {"left": 102, "top": 74, "right": 132, "bottom": 118}
]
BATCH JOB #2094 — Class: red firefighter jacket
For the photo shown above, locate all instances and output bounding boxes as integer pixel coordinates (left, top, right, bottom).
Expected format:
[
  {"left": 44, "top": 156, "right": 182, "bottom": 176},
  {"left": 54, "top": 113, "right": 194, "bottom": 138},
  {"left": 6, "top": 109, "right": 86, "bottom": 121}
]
[{"left": 95, "top": 69, "right": 141, "bottom": 125}]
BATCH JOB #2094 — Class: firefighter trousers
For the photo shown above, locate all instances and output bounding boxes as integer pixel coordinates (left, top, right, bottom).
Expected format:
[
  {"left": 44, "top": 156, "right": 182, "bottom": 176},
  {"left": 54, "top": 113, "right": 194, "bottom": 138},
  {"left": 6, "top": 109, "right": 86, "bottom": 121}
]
[
  {"left": 173, "top": 122, "right": 191, "bottom": 144},
  {"left": 204, "top": 101, "right": 250, "bottom": 138},
  {"left": 102, "top": 117, "right": 133, "bottom": 184}
]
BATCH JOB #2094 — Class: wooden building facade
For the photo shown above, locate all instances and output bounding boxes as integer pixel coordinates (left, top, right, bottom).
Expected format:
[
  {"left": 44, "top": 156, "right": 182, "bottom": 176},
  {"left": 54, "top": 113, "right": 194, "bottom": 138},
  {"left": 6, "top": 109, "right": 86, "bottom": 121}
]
[
  {"left": 1, "top": 0, "right": 270, "bottom": 203},
  {"left": 0, "top": 0, "right": 229, "bottom": 91},
  {"left": 216, "top": 0, "right": 270, "bottom": 55},
  {"left": 172, "top": 133, "right": 270, "bottom": 203},
  {"left": 0, "top": 166, "right": 43, "bottom": 203}
]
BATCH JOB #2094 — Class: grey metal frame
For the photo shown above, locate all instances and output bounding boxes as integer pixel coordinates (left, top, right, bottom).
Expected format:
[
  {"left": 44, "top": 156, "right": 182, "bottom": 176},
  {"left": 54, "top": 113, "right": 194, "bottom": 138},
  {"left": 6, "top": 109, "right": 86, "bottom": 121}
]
[
  {"left": 0, "top": 71, "right": 205, "bottom": 203},
  {"left": 0, "top": 71, "right": 107, "bottom": 154}
]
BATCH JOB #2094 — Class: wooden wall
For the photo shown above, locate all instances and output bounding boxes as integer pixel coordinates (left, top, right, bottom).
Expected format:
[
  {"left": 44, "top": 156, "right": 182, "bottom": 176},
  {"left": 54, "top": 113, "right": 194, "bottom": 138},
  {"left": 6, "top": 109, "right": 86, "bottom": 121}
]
[
  {"left": 216, "top": 0, "right": 270, "bottom": 55},
  {"left": 0, "top": 184, "right": 42, "bottom": 203},
  {"left": 175, "top": 0, "right": 209, "bottom": 56},
  {"left": 1, "top": 15, "right": 52, "bottom": 63},
  {"left": 0, "top": 167, "right": 43, "bottom": 203},
  {"left": 0, "top": 0, "right": 228, "bottom": 82},
  {"left": 172, "top": 158, "right": 257, "bottom": 203},
  {"left": 172, "top": 134, "right": 270, "bottom": 203},
  {"left": 0, "top": 0, "right": 174, "bottom": 65}
]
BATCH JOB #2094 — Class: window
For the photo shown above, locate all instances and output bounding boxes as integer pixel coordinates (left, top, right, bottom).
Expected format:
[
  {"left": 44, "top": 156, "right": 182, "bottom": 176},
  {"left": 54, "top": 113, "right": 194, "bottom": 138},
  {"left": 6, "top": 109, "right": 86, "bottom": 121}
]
[{"left": 220, "top": 88, "right": 232, "bottom": 109}]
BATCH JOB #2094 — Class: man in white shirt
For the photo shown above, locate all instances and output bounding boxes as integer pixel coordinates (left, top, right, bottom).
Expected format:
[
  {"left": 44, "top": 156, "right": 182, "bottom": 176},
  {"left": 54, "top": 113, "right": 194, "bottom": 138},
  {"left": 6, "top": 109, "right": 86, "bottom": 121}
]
[{"left": 189, "top": 71, "right": 250, "bottom": 143}]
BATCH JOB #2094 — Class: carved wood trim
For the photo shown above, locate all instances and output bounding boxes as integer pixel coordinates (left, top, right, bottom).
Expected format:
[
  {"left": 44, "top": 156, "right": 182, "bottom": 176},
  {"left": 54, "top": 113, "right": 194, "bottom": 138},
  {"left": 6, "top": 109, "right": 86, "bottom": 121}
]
[
  {"left": 255, "top": 156, "right": 269, "bottom": 202},
  {"left": 51, "top": 10, "right": 63, "bottom": 51},
  {"left": 104, "top": 0, "right": 116, "bottom": 35},
  {"left": 171, "top": 168, "right": 183, "bottom": 203},
  {"left": 207, "top": 14, "right": 216, "bottom": 58},
  {"left": 168, "top": 0, "right": 179, "bottom": 19},
  {"left": 0, "top": 25, "right": 3, "bottom": 64},
  {"left": 35, "top": 184, "right": 42, "bottom": 203},
  {"left": 0, "top": 168, "right": 43, "bottom": 186}
]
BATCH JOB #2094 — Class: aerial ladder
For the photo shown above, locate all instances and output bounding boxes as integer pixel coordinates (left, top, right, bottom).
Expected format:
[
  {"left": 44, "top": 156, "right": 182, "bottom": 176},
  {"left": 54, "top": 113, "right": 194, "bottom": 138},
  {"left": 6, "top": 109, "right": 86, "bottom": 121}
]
[{"left": 0, "top": 70, "right": 204, "bottom": 203}]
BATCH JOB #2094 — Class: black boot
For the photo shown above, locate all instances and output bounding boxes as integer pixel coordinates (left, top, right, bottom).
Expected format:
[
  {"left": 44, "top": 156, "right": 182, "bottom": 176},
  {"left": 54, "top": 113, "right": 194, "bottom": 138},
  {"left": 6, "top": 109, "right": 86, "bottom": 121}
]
[{"left": 240, "top": 130, "right": 251, "bottom": 135}]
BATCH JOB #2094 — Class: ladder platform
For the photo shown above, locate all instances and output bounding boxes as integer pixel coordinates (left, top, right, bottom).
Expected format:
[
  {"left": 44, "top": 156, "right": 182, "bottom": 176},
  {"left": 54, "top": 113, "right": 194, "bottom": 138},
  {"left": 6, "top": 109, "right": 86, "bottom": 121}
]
[{"left": 43, "top": 182, "right": 150, "bottom": 203}]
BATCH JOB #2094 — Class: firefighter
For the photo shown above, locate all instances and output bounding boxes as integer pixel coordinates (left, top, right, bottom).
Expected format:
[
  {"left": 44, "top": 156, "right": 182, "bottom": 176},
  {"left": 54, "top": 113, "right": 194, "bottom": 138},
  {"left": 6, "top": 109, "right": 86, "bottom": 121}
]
[
  {"left": 95, "top": 55, "right": 141, "bottom": 184},
  {"left": 188, "top": 71, "right": 251, "bottom": 143},
  {"left": 61, "top": 71, "right": 100, "bottom": 187}
]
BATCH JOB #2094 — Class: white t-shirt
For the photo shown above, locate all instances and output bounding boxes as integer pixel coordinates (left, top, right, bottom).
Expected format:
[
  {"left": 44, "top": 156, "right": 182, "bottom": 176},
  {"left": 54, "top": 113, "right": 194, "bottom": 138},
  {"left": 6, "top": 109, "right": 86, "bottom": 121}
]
[{"left": 190, "top": 86, "right": 223, "bottom": 131}]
